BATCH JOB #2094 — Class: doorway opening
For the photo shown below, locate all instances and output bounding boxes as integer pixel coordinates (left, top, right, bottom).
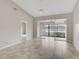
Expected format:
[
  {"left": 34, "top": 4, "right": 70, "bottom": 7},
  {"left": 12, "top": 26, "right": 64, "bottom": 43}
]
[{"left": 21, "top": 21, "right": 27, "bottom": 39}]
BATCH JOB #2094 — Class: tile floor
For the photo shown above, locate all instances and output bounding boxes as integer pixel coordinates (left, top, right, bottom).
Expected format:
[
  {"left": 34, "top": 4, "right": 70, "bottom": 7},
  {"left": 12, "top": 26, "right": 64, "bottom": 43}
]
[{"left": 0, "top": 37, "right": 79, "bottom": 59}]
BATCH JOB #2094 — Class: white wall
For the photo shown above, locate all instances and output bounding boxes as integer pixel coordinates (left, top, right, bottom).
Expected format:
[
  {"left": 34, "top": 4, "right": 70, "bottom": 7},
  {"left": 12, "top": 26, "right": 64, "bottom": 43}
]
[
  {"left": 73, "top": 0, "right": 79, "bottom": 50},
  {"left": 0, "top": 0, "right": 33, "bottom": 48}
]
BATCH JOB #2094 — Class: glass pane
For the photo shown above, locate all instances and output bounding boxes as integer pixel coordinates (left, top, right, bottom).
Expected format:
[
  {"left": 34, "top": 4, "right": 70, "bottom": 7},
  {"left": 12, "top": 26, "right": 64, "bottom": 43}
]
[{"left": 54, "top": 32, "right": 65, "bottom": 38}]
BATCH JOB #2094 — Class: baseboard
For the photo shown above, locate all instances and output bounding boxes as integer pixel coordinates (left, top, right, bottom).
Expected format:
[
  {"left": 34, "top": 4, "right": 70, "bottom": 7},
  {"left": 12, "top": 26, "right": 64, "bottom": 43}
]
[{"left": 0, "top": 41, "right": 21, "bottom": 50}]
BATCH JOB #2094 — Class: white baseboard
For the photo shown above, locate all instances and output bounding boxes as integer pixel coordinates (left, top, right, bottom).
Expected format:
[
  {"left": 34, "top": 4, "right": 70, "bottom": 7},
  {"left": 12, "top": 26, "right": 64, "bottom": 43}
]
[{"left": 0, "top": 41, "right": 20, "bottom": 50}]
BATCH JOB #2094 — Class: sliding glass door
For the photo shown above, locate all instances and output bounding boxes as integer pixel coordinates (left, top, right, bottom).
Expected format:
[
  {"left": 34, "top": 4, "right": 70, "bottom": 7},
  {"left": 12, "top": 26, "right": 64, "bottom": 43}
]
[{"left": 38, "top": 19, "right": 67, "bottom": 41}]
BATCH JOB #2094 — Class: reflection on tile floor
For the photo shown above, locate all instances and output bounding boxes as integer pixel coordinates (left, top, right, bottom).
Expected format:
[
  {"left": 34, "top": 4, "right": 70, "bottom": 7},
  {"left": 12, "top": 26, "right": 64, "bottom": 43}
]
[{"left": 0, "top": 38, "right": 79, "bottom": 59}]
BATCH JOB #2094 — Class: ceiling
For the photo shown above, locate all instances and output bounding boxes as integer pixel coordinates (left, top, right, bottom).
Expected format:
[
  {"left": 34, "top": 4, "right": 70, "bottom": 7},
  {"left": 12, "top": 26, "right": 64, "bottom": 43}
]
[{"left": 12, "top": 0, "right": 77, "bottom": 17}]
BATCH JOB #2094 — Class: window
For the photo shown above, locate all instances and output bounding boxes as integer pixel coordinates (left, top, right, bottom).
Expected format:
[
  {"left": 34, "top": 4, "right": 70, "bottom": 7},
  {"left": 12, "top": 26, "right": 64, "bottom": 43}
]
[{"left": 39, "top": 19, "right": 67, "bottom": 40}]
